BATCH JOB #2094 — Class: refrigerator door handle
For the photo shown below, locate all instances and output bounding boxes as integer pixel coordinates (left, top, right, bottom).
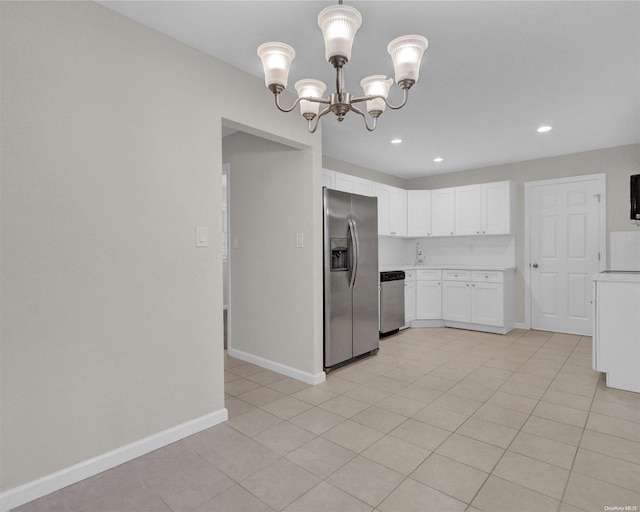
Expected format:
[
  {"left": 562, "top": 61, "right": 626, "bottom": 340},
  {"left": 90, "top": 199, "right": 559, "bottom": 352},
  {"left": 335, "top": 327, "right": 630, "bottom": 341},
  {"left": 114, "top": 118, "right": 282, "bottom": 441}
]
[{"left": 348, "top": 218, "right": 360, "bottom": 288}]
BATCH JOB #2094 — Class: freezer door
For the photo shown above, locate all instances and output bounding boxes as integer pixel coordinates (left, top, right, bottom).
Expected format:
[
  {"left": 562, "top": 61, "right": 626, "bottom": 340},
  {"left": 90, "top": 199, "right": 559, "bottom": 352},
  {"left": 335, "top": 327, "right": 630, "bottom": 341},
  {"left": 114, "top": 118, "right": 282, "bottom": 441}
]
[
  {"left": 324, "top": 189, "right": 354, "bottom": 368},
  {"left": 351, "top": 194, "right": 380, "bottom": 358}
]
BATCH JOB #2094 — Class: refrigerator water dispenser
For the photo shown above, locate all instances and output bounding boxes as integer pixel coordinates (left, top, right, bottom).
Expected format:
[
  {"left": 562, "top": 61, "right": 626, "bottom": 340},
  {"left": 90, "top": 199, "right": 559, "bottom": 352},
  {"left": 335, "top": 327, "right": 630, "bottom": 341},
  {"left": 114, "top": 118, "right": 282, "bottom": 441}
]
[{"left": 330, "top": 238, "right": 349, "bottom": 271}]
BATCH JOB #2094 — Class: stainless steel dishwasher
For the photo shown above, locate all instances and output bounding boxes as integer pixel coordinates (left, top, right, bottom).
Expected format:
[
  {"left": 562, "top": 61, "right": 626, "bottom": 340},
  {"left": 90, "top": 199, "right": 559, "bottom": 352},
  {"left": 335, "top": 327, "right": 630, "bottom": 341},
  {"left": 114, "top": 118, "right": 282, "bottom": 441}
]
[{"left": 379, "top": 271, "right": 405, "bottom": 336}]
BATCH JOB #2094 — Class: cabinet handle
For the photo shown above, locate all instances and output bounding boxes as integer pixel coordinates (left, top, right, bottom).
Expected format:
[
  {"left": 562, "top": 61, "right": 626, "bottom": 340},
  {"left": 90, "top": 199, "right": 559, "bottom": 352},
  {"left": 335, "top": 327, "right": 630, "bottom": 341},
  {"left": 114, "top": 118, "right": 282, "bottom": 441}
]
[
  {"left": 472, "top": 284, "right": 475, "bottom": 287},
  {"left": 476, "top": 231, "right": 480, "bottom": 234},
  {"left": 466, "top": 283, "right": 469, "bottom": 287},
  {"left": 450, "top": 232, "right": 453, "bottom": 235}
]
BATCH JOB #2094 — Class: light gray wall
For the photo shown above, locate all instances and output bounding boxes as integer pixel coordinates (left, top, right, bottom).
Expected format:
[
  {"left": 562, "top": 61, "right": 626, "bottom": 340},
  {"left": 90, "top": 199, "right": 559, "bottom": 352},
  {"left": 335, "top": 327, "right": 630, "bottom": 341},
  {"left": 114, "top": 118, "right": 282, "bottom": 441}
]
[
  {"left": 223, "top": 132, "right": 319, "bottom": 375},
  {"left": 407, "top": 143, "right": 640, "bottom": 323},
  {"left": 0, "top": 0, "right": 322, "bottom": 493},
  {"left": 323, "top": 156, "right": 407, "bottom": 189}
]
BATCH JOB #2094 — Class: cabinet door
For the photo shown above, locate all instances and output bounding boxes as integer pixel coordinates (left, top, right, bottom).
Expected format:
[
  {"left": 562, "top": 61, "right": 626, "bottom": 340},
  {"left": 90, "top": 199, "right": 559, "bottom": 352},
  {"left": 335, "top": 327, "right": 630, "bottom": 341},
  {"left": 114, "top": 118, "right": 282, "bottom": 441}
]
[
  {"left": 471, "top": 282, "right": 503, "bottom": 326},
  {"left": 431, "top": 187, "right": 455, "bottom": 236},
  {"left": 375, "top": 185, "right": 391, "bottom": 235},
  {"left": 389, "top": 187, "right": 407, "bottom": 236},
  {"left": 442, "top": 281, "right": 471, "bottom": 322},
  {"left": 482, "top": 181, "right": 515, "bottom": 234},
  {"left": 322, "top": 169, "right": 336, "bottom": 189},
  {"left": 404, "top": 280, "right": 416, "bottom": 324},
  {"left": 455, "top": 185, "right": 482, "bottom": 235},
  {"left": 416, "top": 280, "right": 442, "bottom": 319},
  {"left": 353, "top": 179, "right": 376, "bottom": 197},
  {"left": 407, "top": 190, "right": 432, "bottom": 236},
  {"left": 334, "top": 173, "right": 355, "bottom": 193}
]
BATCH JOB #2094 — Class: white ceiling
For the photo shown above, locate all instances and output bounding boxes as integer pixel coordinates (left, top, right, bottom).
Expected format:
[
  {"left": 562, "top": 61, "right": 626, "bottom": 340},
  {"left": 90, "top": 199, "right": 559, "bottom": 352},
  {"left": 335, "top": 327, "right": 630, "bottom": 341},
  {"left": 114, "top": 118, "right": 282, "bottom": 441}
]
[{"left": 98, "top": 1, "right": 640, "bottom": 179}]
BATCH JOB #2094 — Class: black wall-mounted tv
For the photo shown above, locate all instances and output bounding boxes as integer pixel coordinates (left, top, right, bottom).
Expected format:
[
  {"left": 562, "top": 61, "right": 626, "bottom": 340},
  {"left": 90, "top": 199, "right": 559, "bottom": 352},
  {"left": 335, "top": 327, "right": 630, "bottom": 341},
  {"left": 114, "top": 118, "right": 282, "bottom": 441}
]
[{"left": 632, "top": 174, "right": 640, "bottom": 220}]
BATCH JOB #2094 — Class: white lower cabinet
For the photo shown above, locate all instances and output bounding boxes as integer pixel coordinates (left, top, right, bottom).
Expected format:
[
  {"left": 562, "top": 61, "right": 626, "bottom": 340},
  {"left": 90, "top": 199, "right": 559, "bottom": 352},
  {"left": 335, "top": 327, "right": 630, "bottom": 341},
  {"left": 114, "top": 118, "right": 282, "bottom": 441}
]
[
  {"left": 416, "top": 270, "right": 442, "bottom": 320},
  {"left": 442, "top": 269, "right": 514, "bottom": 334},
  {"left": 442, "top": 280, "right": 471, "bottom": 322},
  {"left": 404, "top": 279, "right": 416, "bottom": 325},
  {"left": 471, "top": 282, "right": 504, "bottom": 326},
  {"left": 592, "top": 276, "right": 640, "bottom": 393}
]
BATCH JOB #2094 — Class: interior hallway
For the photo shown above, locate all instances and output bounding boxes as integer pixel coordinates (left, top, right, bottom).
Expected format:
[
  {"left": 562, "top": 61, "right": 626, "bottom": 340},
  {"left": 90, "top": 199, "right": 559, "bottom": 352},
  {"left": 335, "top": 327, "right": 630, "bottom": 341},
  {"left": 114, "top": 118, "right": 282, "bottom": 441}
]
[{"left": 14, "top": 328, "right": 640, "bottom": 512}]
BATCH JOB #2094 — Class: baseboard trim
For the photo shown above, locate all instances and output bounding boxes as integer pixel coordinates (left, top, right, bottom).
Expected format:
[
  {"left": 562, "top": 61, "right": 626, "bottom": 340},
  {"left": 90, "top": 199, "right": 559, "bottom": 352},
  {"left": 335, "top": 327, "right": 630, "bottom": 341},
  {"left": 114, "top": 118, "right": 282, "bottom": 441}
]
[
  {"left": 0, "top": 408, "right": 228, "bottom": 512},
  {"left": 515, "top": 322, "right": 530, "bottom": 330},
  {"left": 410, "top": 319, "right": 445, "bottom": 328},
  {"left": 227, "top": 348, "right": 326, "bottom": 385}
]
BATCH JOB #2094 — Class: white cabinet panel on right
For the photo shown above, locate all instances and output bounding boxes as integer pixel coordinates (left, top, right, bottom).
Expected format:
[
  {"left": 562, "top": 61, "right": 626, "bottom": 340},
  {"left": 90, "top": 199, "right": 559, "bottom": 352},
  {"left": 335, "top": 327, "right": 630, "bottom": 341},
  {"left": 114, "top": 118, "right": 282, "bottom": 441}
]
[
  {"left": 592, "top": 273, "right": 640, "bottom": 393},
  {"left": 482, "top": 181, "right": 516, "bottom": 235}
]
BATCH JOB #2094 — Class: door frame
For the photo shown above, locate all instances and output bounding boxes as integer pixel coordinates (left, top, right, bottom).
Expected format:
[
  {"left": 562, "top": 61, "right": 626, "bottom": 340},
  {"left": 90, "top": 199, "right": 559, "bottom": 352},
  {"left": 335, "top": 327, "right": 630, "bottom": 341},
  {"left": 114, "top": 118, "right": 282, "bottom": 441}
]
[
  {"left": 523, "top": 173, "right": 607, "bottom": 331},
  {"left": 222, "top": 162, "right": 232, "bottom": 350}
]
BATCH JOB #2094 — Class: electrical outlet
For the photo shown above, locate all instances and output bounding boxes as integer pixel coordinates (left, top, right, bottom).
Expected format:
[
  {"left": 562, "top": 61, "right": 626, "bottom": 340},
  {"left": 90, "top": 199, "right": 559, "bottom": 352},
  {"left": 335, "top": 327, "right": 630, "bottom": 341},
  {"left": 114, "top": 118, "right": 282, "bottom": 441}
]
[{"left": 296, "top": 232, "right": 304, "bottom": 248}]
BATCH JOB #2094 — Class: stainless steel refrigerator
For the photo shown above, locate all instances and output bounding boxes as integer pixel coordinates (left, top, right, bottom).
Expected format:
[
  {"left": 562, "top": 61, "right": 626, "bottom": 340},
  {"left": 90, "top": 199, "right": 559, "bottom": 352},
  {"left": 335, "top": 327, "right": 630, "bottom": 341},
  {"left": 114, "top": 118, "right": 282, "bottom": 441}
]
[{"left": 323, "top": 188, "right": 379, "bottom": 370}]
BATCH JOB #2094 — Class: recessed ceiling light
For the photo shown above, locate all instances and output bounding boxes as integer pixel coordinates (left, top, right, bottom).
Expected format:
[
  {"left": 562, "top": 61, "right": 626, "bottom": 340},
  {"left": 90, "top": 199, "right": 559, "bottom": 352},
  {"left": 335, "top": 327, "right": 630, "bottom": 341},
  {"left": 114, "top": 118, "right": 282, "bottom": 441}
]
[
  {"left": 537, "top": 125, "right": 552, "bottom": 133},
  {"left": 433, "top": 157, "right": 444, "bottom": 162},
  {"left": 390, "top": 138, "right": 402, "bottom": 144}
]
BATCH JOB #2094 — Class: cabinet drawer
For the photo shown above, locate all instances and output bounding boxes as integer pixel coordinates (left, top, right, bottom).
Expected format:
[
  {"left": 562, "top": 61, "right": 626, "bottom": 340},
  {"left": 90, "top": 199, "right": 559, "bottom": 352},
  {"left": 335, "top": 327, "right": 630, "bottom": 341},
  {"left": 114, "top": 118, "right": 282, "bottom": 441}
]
[
  {"left": 404, "top": 270, "right": 416, "bottom": 280},
  {"left": 417, "top": 269, "right": 441, "bottom": 281},
  {"left": 471, "top": 270, "right": 503, "bottom": 283},
  {"left": 443, "top": 270, "right": 471, "bottom": 281}
]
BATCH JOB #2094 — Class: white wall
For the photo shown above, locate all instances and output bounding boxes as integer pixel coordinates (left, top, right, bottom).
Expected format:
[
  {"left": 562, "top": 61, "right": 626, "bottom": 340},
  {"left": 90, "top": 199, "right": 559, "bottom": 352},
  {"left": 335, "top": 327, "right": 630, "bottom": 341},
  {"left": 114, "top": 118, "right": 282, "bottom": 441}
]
[
  {"left": 0, "top": 0, "right": 322, "bottom": 502},
  {"left": 223, "top": 132, "right": 322, "bottom": 381}
]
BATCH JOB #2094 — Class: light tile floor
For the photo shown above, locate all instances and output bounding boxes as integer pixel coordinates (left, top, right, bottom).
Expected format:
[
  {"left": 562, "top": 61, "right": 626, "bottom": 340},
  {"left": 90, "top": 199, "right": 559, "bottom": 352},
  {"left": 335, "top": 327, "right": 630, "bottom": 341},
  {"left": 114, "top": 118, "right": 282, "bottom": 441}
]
[{"left": 14, "top": 328, "right": 640, "bottom": 512}]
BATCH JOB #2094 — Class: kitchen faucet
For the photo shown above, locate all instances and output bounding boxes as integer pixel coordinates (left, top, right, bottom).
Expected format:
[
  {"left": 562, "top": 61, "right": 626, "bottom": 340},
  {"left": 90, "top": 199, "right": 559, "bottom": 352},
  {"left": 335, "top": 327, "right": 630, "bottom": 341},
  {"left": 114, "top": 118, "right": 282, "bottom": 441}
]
[{"left": 416, "top": 242, "right": 425, "bottom": 265}]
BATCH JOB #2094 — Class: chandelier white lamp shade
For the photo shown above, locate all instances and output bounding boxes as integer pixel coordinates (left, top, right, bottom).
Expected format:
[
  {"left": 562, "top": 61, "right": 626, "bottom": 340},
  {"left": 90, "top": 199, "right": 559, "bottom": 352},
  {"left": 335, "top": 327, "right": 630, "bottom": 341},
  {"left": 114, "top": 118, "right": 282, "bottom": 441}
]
[
  {"left": 317, "top": 4, "right": 362, "bottom": 65},
  {"left": 257, "top": 1, "right": 428, "bottom": 133},
  {"left": 387, "top": 35, "right": 428, "bottom": 86},
  {"left": 295, "top": 79, "right": 328, "bottom": 118},
  {"left": 360, "top": 75, "right": 393, "bottom": 116},
  {"left": 257, "top": 42, "right": 296, "bottom": 92}
]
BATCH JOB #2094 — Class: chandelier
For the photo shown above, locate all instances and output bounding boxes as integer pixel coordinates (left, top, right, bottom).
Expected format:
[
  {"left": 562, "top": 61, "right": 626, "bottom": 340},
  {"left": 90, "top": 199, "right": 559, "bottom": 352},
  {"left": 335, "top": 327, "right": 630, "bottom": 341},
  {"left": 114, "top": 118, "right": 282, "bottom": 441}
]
[{"left": 257, "top": 1, "right": 428, "bottom": 133}]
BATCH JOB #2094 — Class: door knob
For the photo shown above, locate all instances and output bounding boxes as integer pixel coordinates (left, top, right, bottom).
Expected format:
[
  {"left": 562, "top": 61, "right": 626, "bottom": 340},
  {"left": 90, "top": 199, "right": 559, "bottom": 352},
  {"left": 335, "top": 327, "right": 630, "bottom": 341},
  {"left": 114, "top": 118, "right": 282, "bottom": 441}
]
[{"left": 532, "top": 263, "right": 539, "bottom": 268}]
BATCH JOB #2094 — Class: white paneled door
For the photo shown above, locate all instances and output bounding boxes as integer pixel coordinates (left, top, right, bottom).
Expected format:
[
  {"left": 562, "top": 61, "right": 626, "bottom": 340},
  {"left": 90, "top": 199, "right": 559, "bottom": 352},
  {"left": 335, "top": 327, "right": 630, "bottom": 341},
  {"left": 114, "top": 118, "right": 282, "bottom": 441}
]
[{"left": 528, "top": 175, "right": 605, "bottom": 335}]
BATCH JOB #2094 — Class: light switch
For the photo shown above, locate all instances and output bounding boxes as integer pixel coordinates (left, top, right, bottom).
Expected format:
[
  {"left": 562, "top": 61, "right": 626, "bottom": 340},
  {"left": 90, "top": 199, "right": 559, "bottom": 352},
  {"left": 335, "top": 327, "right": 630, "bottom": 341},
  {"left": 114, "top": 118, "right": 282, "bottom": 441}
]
[
  {"left": 232, "top": 236, "right": 239, "bottom": 249},
  {"left": 296, "top": 232, "right": 304, "bottom": 248},
  {"left": 196, "top": 227, "right": 208, "bottom": 247}
]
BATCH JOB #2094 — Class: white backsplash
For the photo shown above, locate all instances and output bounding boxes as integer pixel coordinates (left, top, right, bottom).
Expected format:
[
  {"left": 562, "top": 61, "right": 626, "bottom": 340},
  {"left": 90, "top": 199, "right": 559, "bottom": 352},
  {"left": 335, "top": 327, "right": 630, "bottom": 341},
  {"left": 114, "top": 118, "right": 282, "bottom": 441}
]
[
  {"left": 610, "top": 231, "right": 640, "bottom": 270},
  {"left": 378, "top": 237, "right": 410, "bottom": 267},
  {"left": 379, "top": 235, "right": 515, "bottom": 268}
]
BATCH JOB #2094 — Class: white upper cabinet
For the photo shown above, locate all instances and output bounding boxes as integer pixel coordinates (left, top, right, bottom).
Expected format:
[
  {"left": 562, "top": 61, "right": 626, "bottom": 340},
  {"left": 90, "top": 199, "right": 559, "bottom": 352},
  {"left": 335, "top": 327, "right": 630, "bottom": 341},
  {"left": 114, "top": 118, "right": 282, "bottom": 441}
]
[
  {"left": 455, "top": 181, "right": 515, "bottom": 236},
  {"left": 455, "top": 184, "right": 483, "bottom": 235},
  {"left": 431, "top": 187, "right": 455, "bottom": 236},
  {"left": 376, "top": 184, "right": 407, "bottom": 236},
  {"left": 324, "top": 172, "right": 514, "bottom": 238},
  {"left": 482, "top": 181, "right": 515, "bottom": 234},
  {"left": 321, "top": 169, "right": 336, "bottom": 189},
  {"left": 389, "top": 186, "right": 407, "bottom": 236},
  {"left": 354, "top": 178, "right": 376, "bottom": 197},
  {"left": 333, "top": 172, "right": 376, "bottom": 197},
  {"left": 407, "top": 190, "right": 432, "bottom": 237}
]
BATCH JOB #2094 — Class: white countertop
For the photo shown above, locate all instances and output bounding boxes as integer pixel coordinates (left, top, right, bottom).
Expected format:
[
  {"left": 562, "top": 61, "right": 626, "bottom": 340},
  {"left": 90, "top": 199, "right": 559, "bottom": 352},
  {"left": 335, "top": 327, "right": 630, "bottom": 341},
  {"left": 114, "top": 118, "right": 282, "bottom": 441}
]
[
  {"left": 380, "top": 265, "right": 516, "bottom": 272},
  {"left": 593, "top": 271, "right": 640, "bottom": 283}
]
